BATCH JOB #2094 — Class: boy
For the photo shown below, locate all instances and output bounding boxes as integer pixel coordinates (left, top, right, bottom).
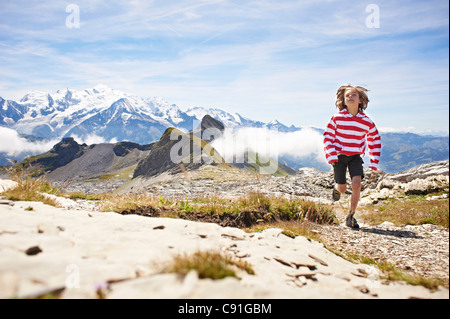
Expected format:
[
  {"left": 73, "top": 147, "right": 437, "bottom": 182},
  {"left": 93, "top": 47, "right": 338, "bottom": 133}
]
[{"left": 323, "top": 84, "right": 381, "bottom": 228}]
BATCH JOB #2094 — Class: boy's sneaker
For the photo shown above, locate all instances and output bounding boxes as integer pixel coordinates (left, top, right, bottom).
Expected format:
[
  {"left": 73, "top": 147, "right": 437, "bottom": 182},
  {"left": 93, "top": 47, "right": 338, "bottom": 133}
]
[
  {"left": 345, "top": 212, "right": 360, "bottom": 229},
  {"left": 332, "top": 188, "right": 341, "bottom": 201}
]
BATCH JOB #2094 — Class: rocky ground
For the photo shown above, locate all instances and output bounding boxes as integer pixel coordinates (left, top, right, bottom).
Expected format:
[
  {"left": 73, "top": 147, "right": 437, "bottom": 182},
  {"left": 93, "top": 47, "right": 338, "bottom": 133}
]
[
  {"left": 316, "top": 207, "right": 449, "bottom": 282},
  {"left": 0, "top": 160, "right": 448, "bottom": 299},
  {"left": 76, "top": 161, "right": 450, "bottom": 285},
  {"left": 0, "top": 199, "right": 448, "bottom": 299}
]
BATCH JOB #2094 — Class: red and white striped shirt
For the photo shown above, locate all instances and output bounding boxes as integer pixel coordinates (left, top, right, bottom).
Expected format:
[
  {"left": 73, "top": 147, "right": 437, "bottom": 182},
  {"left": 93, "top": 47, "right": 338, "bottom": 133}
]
[{"left": 323, "top": 110, "right": 381, "bottom": 170}]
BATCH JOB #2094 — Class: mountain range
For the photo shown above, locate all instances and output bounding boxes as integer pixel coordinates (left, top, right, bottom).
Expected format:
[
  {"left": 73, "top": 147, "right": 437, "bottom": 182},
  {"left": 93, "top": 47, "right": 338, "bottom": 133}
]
[
  {"left": 1, "top": 84, "right": 294, "bottom": 144},
  {"left": 1, "top": 84, "right": 448, "bottom": 173},
  {"left": 15, "top": 115, "right": 295, "bottom": 190}
]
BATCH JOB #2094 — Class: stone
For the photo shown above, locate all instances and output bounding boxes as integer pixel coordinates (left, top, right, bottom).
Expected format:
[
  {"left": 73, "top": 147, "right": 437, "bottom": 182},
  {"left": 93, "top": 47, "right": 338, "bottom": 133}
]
[
  {"left": 273, "top": 257, "right": 294, "bottom": 268},
  {"left": 389, "top": 160, "right": 449, "bottom": 183},
  {"left": 25, "top": 246, "right": 42, "bottom": 256},
  {"left": 286, "top": 271, "right": 317, "bottom": 279},
  {"left": 308, "top": 254, "right": 328, "bottom": 267},
  {"left": 291, "top": 261, "right": 317, "bottom": 270},
  {"left": 0, "top": 199, "right": 15, "bottom": 206},
  {"left": 403, "top": 176, "right": 448, "bottom": 195}
]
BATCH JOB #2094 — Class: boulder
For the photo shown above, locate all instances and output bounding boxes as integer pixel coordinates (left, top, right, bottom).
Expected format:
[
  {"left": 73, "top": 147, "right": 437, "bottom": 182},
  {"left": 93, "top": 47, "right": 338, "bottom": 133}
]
[
  {"left": 403, "top": 175, "right": 449, "bottom": 195},
  {"left": 389, "top": 160, "right": 449, "bottom": 183}
]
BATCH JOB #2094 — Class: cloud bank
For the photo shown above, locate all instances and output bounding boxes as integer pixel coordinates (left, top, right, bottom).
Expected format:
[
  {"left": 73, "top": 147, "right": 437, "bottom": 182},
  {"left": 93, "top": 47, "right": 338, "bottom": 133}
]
[
  {"left": 69, "top": 134, "right": 117, "bottom": 145},
  {"left": 211, "top": 127, "right": 327, "bottom": 165},
  {"left": 0, "top": 127, "right": 59, "bottom": 157}
]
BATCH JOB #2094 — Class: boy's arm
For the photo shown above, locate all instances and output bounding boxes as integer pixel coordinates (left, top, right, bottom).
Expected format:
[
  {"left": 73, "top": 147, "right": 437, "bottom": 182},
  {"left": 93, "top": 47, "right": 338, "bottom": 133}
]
[
  {"left": 366, "top": 124, "right": 381, "bottom": 170},
  {"left": 323, "top": 118, "right": 338, "bottom": 164}
]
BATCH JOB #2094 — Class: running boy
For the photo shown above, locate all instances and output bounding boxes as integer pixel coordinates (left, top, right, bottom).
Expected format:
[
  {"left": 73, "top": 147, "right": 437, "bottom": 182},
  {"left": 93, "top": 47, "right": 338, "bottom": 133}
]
[{"left": 323, "top": 84, "right": 381, "bottom": 228}]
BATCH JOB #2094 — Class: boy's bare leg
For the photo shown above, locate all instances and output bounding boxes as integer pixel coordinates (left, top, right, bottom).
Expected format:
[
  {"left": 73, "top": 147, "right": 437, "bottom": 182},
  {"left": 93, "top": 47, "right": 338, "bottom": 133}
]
[{"left": 350, "top": 175, "right": 362, "bottom": 213}]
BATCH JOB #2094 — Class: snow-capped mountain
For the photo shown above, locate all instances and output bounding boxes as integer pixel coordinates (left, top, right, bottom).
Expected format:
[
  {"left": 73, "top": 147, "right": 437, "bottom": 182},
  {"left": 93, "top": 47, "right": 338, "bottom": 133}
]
[
  {"left": 185, "top": 106, "right": 251, "bottom": 128},
  {"left": 1, "top": 84, "right": 297, "bottom": 145},
  {"left": 146, "top": 97, "right": 198, "bottom": 129},
  {"left": 1, "top": 85, "right": 191, "bottom": 144},
  {"left": 10, "top": 85, "right": 168, "bottom": 143},
  {"left": 184, "top": 107, "right": 298, "bottom": 132},
  {"left": 0, "top": 97, "right": 27, "bottom": 125}
]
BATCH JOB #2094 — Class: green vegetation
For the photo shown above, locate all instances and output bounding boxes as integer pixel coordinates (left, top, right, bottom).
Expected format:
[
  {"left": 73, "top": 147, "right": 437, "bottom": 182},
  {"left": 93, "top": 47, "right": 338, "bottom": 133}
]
[
  {"left": 1, "top": 162, "right": 60, "bottom": 206},
  {"left": 65, "top": 192, "right": 107, "bottom": 201},
  {"left": 361, "top": 195, "right": 449, "bottom": 228},
  {"left": 190, "top": 191, "right": 336, "bottom": 224},
  {"left": 329, "top": 248, "right": 448, "bottom": 290},
  {"left": 99, "top": 191, "right": 337, "bottom": 227},
  {"left": 165, "top": 250, "right": 254, "bottom": 280},
  {"left": 246, "top": 220, "right": 322, "bottom": 242}
]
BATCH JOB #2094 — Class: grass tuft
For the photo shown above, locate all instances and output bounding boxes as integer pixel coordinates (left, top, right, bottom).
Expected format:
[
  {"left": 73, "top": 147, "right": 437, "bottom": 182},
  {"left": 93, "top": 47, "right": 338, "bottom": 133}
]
[
  {"left": 333, "top": 249, "right": 448, "bottom": 290},
  {"left": 2, "top": 161, "right": 60, "bottom": 206},
  {"left": 362, "top": 196, "right": 449, "bottom": 228},
  {"left": 165, "top": 250, "right": 254, "bottom": 280}
]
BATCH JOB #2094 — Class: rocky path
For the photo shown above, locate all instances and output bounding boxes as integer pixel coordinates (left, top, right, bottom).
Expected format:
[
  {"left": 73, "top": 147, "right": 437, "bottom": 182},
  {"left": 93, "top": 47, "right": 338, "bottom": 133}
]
[{"left": 316, "top": 205, "right": 449, "bottom": 284}]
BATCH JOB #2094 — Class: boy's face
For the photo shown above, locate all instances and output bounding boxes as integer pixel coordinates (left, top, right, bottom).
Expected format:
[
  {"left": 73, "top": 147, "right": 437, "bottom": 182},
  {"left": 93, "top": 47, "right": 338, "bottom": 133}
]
[{"left": 344, "top": 88, "right": 361, "bottom": 109}]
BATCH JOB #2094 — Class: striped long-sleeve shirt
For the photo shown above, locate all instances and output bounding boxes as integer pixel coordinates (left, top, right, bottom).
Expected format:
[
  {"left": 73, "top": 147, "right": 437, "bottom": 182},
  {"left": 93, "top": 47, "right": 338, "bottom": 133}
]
[{"left": 323, "top": 110, "right": 381, "bottom": 170}]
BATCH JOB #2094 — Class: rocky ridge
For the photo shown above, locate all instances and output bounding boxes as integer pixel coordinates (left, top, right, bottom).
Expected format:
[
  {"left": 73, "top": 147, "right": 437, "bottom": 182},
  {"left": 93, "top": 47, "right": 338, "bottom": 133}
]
[
  {"left": 19, "top": 137, "right": 154, "bottom": 183},
  {"left": 115, "top": 160, "right": 449, "bottom": 203}
]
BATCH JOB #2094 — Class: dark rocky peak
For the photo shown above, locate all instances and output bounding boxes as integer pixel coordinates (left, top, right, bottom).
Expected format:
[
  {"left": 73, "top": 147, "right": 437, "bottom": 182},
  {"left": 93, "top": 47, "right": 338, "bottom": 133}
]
[
  {"left": 200, "top": 114, "right": 225, "bottom": 132},
  {"left": 133, "top": 128, "right": 186, "bottom": 178},
  {"left": 24, "top": 137, "right": 88, "bottom": 173},
  {"left": 133, "top": 126, "right": 228, "bottom": 179},
  {"left": 113, "top": 141, "right": 154, "bottom": 157},
  {"left": 51, "top": 137, "right": 82, "bottom": 153},
  {"left": 190, "top": 115, "right": 225, "bottom": 143}
]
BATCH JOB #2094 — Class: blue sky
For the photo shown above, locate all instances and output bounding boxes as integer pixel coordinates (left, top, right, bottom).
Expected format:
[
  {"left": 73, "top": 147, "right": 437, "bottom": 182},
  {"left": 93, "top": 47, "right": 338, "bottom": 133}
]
[{"left": 0, "top": 0, "right": 448, "bottom": 134}]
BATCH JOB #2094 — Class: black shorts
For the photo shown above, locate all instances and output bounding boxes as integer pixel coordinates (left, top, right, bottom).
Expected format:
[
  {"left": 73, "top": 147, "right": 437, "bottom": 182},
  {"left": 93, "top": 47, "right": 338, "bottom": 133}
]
[{"left": 333, "top": 155, "right": 364, "bottom": 184}]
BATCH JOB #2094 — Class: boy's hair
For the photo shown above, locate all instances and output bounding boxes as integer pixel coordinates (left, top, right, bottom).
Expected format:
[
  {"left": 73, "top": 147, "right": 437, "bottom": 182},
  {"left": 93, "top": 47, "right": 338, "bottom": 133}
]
[{"left": 335, "top": 84, "right": 370, "bottom": 111}]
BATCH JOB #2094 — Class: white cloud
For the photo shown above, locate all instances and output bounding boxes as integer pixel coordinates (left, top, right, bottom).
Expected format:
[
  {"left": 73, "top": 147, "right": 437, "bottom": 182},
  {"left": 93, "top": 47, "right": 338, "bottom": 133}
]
[
  {"left": 0, "top": 127, "right": 58, "bottom": 156},
  {"left": 69, "top": 133, "right": 117, "bottom": 145},
  {"left": 211, "top": 127, "right": 327, "bottom": 164},
  {"left": 0, "top": 127, "right": 119, "bottom": 162}
]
